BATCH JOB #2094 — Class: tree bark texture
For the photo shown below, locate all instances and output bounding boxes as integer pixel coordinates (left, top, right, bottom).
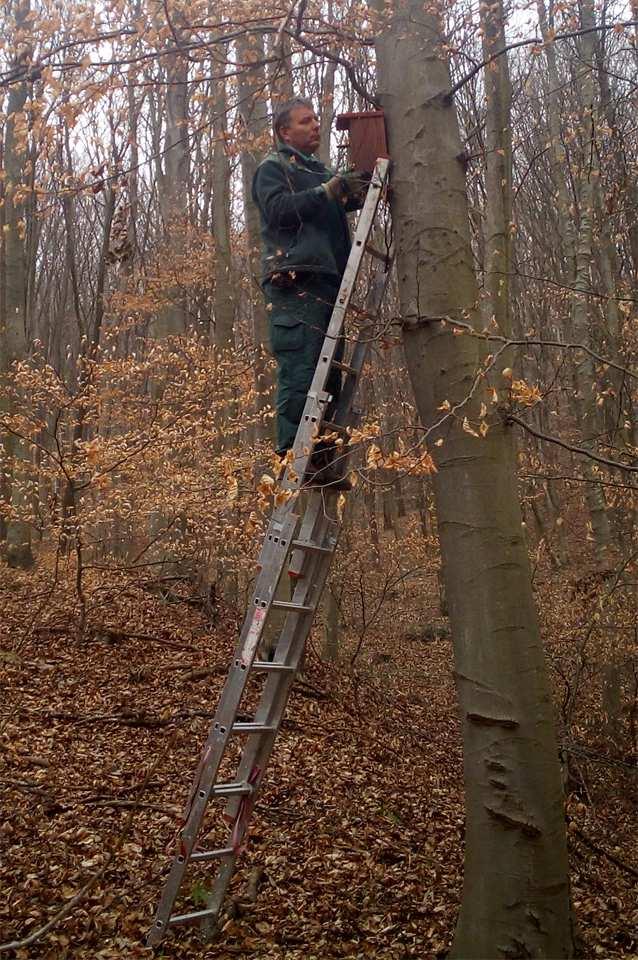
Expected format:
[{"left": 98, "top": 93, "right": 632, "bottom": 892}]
[{"left": 375, "top": 3, "right": 574, "bottom": 956}]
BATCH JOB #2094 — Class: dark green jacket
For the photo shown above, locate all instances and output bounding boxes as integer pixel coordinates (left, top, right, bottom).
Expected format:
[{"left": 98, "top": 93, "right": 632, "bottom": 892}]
[{"left": 252, "top": 144, "right": 354, "bottom": 285}]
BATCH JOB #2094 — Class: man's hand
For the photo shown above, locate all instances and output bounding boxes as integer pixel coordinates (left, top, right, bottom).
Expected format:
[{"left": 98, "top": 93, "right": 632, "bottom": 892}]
[{"left": 323, "top": 169, "right": 371, "bottom": 202}]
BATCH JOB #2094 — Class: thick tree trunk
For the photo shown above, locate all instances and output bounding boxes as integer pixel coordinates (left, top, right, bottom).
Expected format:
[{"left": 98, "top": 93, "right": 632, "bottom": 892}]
[{"left": 375, "top": 3, "right": 574, "bottom": 956}]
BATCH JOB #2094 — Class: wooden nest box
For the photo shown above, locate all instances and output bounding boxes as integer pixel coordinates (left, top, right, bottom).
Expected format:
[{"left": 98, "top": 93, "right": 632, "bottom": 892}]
[{"left": 335, "top": 110, "right": 388, "bottom": 175}]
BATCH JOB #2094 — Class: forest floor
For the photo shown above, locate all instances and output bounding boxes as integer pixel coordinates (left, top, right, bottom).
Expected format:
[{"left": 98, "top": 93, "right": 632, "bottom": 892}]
[{"left": 1, "top": 550, "right": 637, "bottom": 959}]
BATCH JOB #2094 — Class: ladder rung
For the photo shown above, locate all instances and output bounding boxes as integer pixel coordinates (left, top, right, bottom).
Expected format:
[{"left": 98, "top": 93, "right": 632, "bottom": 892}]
[
  {"left": 291, "top": 539, "right": 333, "bottom": 555},
  {"left": 366, "top": 243, "right": 389, "bottom": 262},
  {"left": 251, "top": 660, "right": 295, "bottom": 672},
  {"left": 331, "top": 360, "right": 358, "bottom": 376},
  {"left": 168, "top": 907, "right": 217, "bottom": 926},
  {"left": 212, "top": 781, "right": 253, "bottom": 797},
  {"left": 232, "top": 721, "right": 276, "bottom": 734},
  {"left": 190, "top": 847, "right": 234, "bottom": 862},
  {"left": 271, "top": 600, "right": 314, "bottom": 613}
]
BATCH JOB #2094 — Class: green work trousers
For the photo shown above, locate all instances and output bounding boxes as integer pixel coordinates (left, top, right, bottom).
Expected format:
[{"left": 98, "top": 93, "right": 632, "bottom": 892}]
[{"left": 264, "top": 275, "right": 343, "bottom": 454}]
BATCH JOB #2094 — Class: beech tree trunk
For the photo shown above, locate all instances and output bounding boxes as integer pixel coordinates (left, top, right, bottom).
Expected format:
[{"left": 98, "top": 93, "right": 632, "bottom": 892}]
[
  {"left": 211, "top": 67, "right": 235, "bottom": 350},
  {"left": 479, "top": 0, "right": 512, "bottom": 337},
  {"left": 537, "top": 0, "right": 613, "bottom": 567},
  {"left": 265, "top": 32, "right": 295, "bottom": 102},
  {"left": 236, "top": 32, "right": 276, "bottom": 443},
  {"left": 375, "top": 2, "right": 574, "bottom": 956},
  {"left": 154, "top": 24, "right": 190, "bottom": 337},
  {"left": 568, "top": 0, "right": 614, "bottom": 566},
  {"left": 1, "top": 0, "right": 34, "bottom": 568},
  {"left": 323, "top": 584, "right": 340, "bottom": 661},
  {"left": 318, "top": 50, "right": 337, "bottom": 167}
]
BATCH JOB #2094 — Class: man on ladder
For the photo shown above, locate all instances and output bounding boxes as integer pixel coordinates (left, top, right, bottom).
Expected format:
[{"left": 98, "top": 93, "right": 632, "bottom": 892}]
[
  {"left": 146, "top": 110, "right": 390, "bottom": 946},
  {"left": 252, "top": 97, "right": 370, "bottom": 487}
]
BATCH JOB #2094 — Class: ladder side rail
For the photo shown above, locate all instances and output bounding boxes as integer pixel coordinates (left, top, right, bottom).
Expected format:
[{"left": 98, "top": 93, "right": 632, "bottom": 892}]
[
  {"left": 149, "top": 497, "right": 334, "bottom": 943},
  {"left": 282, "top": 159, "right": 390, "bottom": 483},
  {"left": 170, "top": 199, "right": 396, "bottom": 928},
  {"left": 234, "top": 512, "right": 300, "bottom": 669},
  {"left": 227, "top": 525, "right": 337, "bottom": 819},
  {"left": 192, "top": 516, "right": 300, "bottom": 785},
  {"left": 318, "top": 158, "right": 390, "bottom": 353},
  {"left": 148, "top": 513, "right": 302, "bottom": 940},
  {"left": 202, "top": 517, "right": 339, "bottom": 925},
  {"left": 224, "top": 490, "right": 337, "bottom": 824},
  {"left": 148, "top": 159, "right": 391, "bottom": 948},
  {"left": 331, "top": 249, "right": 394, "bottom": 427},
  {"left": 287, "top": 486, "right": 339, "bottom": 580},
  {"left": 325, "top": 257, "right": 394, "bottom": 481}
]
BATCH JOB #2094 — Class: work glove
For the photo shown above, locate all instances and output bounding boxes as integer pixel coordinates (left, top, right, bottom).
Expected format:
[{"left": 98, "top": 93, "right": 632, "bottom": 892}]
[{"left": 322, "top": 169, "right": 371, "bottom": 202}]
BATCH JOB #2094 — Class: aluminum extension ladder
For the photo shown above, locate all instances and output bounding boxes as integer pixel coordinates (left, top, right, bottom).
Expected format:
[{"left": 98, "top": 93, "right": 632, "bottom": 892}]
[{"left": 147, "top": 156, "right": 392, "bottom": 947}]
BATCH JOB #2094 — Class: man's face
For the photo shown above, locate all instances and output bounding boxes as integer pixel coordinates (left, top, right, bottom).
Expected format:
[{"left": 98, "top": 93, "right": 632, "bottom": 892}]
[{"left": 279, "top": 105, "right": 321, "bottom": 155}]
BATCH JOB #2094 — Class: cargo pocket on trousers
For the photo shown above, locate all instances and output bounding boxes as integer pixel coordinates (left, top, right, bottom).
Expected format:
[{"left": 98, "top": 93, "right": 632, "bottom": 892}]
[{"left": 270, "top": 316, "right": 304, "bottom": 354}]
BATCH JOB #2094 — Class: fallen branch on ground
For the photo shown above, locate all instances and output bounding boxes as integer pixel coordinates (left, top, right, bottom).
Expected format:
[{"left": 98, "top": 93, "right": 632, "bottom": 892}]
[{"left": 570, "top": 824, "right": 638, "bottom": 880}]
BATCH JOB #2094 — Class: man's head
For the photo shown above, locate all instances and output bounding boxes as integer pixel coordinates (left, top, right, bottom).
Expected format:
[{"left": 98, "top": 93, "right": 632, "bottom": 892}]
[{"left": 274, "top": 98, "right": 321, "bottom": 156}]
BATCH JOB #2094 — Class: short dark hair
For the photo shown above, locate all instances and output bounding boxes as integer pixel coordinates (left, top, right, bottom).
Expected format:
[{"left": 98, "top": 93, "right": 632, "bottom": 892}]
[{"left": 273, "top": 97, "right": 315, "bottom": 139}]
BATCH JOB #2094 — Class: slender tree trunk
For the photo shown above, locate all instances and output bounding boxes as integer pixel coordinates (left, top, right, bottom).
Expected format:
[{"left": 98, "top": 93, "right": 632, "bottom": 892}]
[
  {"left": 416, "top": 480, "right": 431, "bottom": 539},
  {"left": 265, "top": 32, "right": 295, "bottom": 102},
  {"left": 210, "top": 64, "right": 239, "bottom": 604},
  {"left": 126, "top": 59, "right": 140, "bottom": 268},
  {"left": 375, "top": 3, "right": 574, "bottom": 956},
  {"left": 536, "top": 0, "right": 576, "bottom": 270},
  {"left": 154, "top": 28, "right": 190, "bottom": 337},
  {"left": 364, "top": 483, "right": 380, "bottom": 554},
  {"left": 624, "top": 0, "right": 638, "bottom": 284},
  {"left": 211, "top": 67, "right": 235, "bottom": 349},
  {"left": 594, "top": 38, "right": 632, "bottom": 455},
  {"left": 1, "top": 0, "right": 34, "bottom": 568},
  {"left": 537, "top": 0, "right": 612, "bottom": 568},
  {"left": 479, "top": 0, "right": 512, "bottom": 336},
  {"left": 318, "top": 56, "right": 337, "bottom": 167},
  {"left": 323, "top": 584, "right": 340, "bottom": 661},
  {"left": 0, "top": 97, "right": 6, "bottom": 544},
  {"left": 236, "top": 32, "right": 276, "bottom": 443},
  {"left": 568, "top": 0, "right": 613, "bottom": 566}
]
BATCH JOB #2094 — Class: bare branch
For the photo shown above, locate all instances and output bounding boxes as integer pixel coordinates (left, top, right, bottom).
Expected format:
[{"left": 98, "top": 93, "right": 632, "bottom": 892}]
[
  {"left": 508, "top": 414, "right": 638, "bottom": 474},
  {"left": 446, "top": 19, "right": 638, "bottom": 99}
]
